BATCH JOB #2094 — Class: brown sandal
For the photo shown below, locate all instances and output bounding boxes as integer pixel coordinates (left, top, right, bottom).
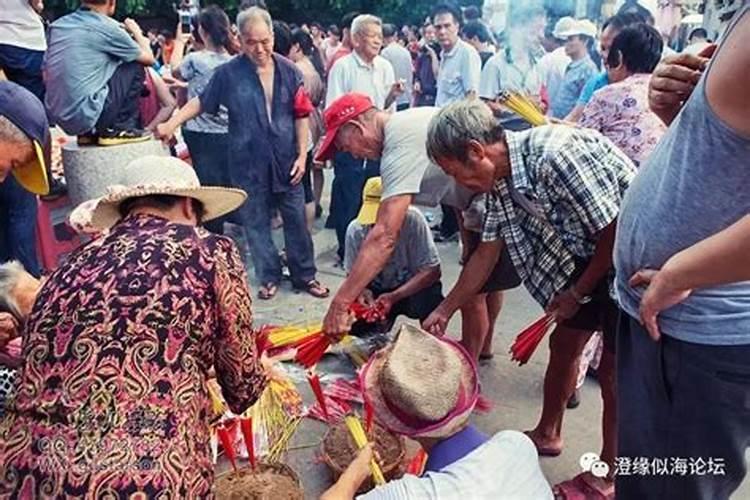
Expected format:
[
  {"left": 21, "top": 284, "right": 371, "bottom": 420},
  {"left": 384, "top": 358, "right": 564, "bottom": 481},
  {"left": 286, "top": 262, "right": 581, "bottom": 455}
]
[{"left": 295, "top": 279, "right": 329, "bottom": 298}]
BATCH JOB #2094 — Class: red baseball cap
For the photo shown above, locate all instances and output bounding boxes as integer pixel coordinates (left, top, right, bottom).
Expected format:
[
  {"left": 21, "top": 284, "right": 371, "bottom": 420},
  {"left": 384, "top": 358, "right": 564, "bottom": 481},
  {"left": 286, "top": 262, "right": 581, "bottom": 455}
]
[{"left": 314, "top": 93, "right": 375, "bottom": 162}]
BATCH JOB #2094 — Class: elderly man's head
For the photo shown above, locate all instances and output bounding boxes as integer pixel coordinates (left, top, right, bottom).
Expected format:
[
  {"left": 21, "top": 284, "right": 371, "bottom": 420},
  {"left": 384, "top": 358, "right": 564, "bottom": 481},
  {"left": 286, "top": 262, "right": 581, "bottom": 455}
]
[
  {"left": 334, "top": 109, "right": 384, "bottom": 160},
  {"left": 0, "top": 261, "right": 40, "bottom": 322},
  {"left": 350, "top": 14, "right": 384, "bottom": 62},
  {"left": 236, "top": 7, "right": 274, "bottom": 66},
  {"left": 427, "top": 100, "right": 508, "bottom": 193},
  {"left": 0, "top": 116, "right": 35, "bottom": 184}
]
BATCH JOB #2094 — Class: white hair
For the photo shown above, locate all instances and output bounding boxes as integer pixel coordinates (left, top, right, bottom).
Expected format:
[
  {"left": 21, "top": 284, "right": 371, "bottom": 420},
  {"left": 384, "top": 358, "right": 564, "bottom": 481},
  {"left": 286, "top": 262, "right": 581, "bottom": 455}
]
[
  {"left": 350, "top": 14, "right": 382, "bottom": 37},
  {"left": 236, "top": 6, "right": 272, "bottom": 34},
  {"left": 426, "top": 99, "right": 505, "bottom": 164},
  {"left": 0, "top": 260, "right": 28, "bottom": 321}
]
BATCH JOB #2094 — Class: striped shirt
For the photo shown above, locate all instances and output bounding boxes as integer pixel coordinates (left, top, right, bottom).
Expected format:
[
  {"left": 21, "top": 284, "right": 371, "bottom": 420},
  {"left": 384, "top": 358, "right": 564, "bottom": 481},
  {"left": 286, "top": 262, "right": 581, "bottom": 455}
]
[{"left": 481, "top": 125, "right": 636, "bottom": 307}]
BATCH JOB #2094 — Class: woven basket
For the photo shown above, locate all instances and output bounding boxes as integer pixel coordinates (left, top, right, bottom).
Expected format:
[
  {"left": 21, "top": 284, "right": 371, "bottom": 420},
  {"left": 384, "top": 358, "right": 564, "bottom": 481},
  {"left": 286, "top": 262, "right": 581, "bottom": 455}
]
[
  {"left": 213, "top": 462, "right": 303, "bottom": 500},
  {"left": 321, "top": 422, "right": 405, "bottom": 492}
]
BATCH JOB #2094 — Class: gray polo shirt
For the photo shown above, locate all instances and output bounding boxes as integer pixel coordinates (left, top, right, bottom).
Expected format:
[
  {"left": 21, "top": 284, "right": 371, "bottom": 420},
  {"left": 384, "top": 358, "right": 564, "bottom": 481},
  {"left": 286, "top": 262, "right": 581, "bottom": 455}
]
[{"left": 435, "top": 39, "right": 481, "bottom": 107}]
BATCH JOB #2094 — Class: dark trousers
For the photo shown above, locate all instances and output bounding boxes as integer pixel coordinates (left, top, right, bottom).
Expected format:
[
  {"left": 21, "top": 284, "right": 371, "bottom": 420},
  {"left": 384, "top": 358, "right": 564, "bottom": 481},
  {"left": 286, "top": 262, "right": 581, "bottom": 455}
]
[
  {"left": 0, "top": 44, "right": 45, "bottom": 102},
  {"left": 94, "top": 61, "right": 145, "bottom": 133},
  {"left": 236, "top": 182, "right": 316, "bottom": 286},
  {"left": 438, "top": 204, "right": 459, "bottom": 236},
  {"left": 617, "top": 315, "right": 750, "bottom": 500},
  {"left": 0, "top": 175, "right": 40, "bottom": 277},
  {"left": 351, "top": 281, "right": 443, "bottom": 336},
  {"left": 182, "top": 130, "right": 231, "bottom": 234},
  {"left": 330, "top": 152, "right": 380, "bottom": 260}
]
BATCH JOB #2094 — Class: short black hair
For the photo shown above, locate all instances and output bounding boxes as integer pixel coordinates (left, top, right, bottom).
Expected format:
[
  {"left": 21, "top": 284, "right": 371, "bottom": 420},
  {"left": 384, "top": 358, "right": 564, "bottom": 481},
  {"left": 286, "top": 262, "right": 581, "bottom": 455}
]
[
  {"left": 689, "top": 27, "right": 708, "bottom": 41},
  {"left": 118, "top": 195, "right": 205, "bottom": 224},
  {"left": 239, "top": 0, "right": 267, "bottom": 10},
  {"left": 382, "top": 23, "right": 398, "bottom": 38},
  {"left": 463, "top": 5, "right": 481, "bottom": 21},
  {"left": 198, "top": 5, "right": 231, "bottom": 50},
  {"left": 432, "top": 2, "right": 463, "bottom": 26},
  {"left": 327, "top": 24, "right": 341, "bottom": 37},
  {"left": 602, "top": 11, "right": 649, "bottom": 32},
  {"left": 462, "top": 20, "right": 491, "bottom": 43},
  {"left": 273, "top": 20, "right": 292, "bottom": 57},
  {"left": 606, "top": 23, "right": 663, "bottom": 74},
  {"left": 340, "top": 12, "right": 360, "bottom": 33}
]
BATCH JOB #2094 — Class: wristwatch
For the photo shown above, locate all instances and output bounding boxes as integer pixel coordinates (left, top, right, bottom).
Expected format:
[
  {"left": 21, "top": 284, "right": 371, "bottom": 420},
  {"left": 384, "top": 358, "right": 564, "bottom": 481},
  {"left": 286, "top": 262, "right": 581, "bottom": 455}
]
[{"left": 570, "top": 286, "right": 592, "bottom": 305}]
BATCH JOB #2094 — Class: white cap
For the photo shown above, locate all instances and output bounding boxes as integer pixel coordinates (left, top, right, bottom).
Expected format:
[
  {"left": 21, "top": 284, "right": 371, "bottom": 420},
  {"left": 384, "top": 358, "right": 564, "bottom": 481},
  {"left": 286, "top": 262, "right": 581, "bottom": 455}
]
[
  {"left": 552, "top": 16, "right": 576, "bottom": 39},
  {"left": 557, "top": 18, "right": 598, "bottom": 39}
]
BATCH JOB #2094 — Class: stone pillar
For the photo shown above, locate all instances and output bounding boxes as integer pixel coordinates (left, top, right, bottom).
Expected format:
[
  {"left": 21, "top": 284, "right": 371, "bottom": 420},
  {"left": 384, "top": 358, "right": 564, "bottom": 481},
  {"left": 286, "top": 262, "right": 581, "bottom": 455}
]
[{"left": 62, "top": 140, "right": 169, "bottom": 206}]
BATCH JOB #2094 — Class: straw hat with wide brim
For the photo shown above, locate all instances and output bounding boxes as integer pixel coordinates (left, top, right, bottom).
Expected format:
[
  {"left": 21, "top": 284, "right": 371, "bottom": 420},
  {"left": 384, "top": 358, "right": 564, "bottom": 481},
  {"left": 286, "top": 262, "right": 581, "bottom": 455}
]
[
  {"left": 90, "top": 155, "right": 247, "bottom": 230},
  {"left": 360, "top": 324, "right": 479, "bottom": 439}
]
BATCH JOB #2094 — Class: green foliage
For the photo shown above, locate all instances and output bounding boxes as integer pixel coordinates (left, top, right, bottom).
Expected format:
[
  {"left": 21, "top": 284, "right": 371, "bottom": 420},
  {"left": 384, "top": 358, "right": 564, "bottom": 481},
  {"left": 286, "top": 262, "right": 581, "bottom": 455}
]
[{"left": 44, "top": 0, "right": 482, "bottom": 26}]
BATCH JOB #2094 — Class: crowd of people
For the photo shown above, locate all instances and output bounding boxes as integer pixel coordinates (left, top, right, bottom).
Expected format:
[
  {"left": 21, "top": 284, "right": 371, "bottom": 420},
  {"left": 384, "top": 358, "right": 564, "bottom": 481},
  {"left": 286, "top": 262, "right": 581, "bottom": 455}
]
[{"left": 0, "top": 0, "right": 748, "bottom": 498}]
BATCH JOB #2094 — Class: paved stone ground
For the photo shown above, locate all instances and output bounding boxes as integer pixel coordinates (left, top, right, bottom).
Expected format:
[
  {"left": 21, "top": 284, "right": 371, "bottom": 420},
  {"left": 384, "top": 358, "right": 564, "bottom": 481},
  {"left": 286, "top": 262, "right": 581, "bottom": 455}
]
[{"left": 216, "top": 180, "right": 750, "bottom": 499}]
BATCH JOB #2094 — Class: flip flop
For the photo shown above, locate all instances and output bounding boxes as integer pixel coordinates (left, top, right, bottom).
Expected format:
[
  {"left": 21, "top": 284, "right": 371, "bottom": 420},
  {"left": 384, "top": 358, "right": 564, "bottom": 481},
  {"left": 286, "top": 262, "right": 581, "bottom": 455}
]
[
  {"left": 524, "top": 430, "right": 563, "bottom": 457},
  {"left": 294, "top": 279, "right": 330, "bottom": 298},
  {"left": 258, "top": 283, "right": 278, "bottom": 300}
]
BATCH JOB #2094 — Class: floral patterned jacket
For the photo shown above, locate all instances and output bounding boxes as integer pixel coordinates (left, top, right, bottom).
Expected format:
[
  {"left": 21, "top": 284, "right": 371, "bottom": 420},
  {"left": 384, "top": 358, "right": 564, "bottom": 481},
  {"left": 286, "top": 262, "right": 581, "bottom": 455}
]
[
  {"left": 1, "top": 214, "right": 267, "bottom": 499},
  {"left": 579, "top": 73, "right": 667, "bottom": 167}
]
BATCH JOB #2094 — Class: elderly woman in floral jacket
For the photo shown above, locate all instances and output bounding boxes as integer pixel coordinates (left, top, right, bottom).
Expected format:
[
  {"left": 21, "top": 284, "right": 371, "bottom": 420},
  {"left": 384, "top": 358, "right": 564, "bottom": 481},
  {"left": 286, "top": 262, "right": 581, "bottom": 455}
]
[{"left": 1, "top": 156, "right": 268, "bottom": 498}]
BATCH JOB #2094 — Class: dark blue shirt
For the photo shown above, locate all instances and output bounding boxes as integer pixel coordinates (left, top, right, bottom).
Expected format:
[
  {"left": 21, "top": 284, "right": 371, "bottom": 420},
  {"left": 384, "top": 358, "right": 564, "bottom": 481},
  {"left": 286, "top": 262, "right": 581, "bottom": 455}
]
[
  {"left": 200, "top": 54, "right": 303, "bottom": 193},
  {"left": 424, "top": 425, "right": 489, "bottom": 472}
]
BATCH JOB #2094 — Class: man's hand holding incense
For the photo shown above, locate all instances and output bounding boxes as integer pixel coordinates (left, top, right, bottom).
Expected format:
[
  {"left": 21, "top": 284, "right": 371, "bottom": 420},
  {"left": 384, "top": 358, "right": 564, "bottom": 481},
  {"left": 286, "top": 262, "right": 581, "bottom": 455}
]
[
  {"left": 546, "top": 288, "right": 581, "bottom": 321},
  {"left": 322, "top": 299, "right": 355, "bottom": 343}
]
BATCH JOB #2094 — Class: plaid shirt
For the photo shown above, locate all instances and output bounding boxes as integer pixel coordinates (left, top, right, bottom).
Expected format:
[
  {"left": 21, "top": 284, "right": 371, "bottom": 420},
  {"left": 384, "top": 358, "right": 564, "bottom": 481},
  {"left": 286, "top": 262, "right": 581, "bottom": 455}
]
[{"left": 481, "top": 125, "right": 636, "bottom": 307}]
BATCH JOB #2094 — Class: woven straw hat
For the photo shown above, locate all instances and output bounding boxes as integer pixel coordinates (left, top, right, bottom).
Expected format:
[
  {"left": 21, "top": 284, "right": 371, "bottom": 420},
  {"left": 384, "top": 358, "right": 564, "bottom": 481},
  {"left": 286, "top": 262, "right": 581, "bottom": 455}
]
[
  {"left": 90, "top": 155, "right": 247, "bottom": 230},
  {"left": 360, "top": 324, "right": 479, "bottom": 439}
]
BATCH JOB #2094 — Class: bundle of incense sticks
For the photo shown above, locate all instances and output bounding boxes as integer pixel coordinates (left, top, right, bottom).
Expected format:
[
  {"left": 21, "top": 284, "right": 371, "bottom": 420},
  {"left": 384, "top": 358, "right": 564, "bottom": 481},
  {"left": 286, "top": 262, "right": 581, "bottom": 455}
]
[
  {"left": 239, "top": 417, "right": 256, "bottom": 469},
  {"left": 307, "top": 395, "right": 352, "bottom": 423},
  {"left": 495, "top": 90, "right": 547, "bottom": 127},
  {"left": 307, "top": 373, "right": 329, "bottom": 420},
  {"left": 348, "top": 301, "right": 387, "bottom": 323},
  {"left": 245, "top": 377, "right": 303, "bottom": 462},
  {"left": 509, "top": 313, "right": 556, "bottom": 365},
  {"left": 296, "top": 334, "right": 332, "bottom": 369},
  {"left": 345, "top": 415, "right": 386, "bottom": 486},
  {"left": 265, "top": 323, "right": 324, "bottom": 350},
  {"left": 216, "top": 419, "right": 239, "bottom": 472},
  {"left": 324, "top": 379, "right": 364, "bottom": 405}
]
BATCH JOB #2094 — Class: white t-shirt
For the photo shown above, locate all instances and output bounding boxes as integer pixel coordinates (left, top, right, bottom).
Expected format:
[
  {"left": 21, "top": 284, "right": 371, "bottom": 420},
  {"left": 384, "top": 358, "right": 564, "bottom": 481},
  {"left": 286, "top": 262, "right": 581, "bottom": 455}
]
[
  {"left": 538, "top": 47, "right": 570, "bottom": 113},
  {"left": 379, "top": 107, "right": 473, "bottom": 209},
  {"left": 326, "top": 51, "right": 395, "bottom": 110},
  {"left": 358, "top": 431, "right": 553, "bottom": 500},
  {"left": 0, "top": 0, "right": 46, "bottom": 51}
]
